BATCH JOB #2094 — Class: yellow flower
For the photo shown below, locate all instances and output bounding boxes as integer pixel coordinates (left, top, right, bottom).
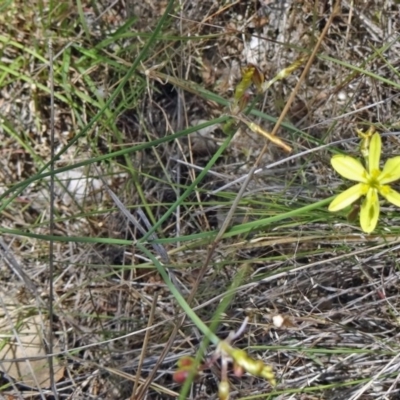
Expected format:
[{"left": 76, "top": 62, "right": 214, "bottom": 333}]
[{"left": 329, "top": 133, "right": 400, "bottom": 233}]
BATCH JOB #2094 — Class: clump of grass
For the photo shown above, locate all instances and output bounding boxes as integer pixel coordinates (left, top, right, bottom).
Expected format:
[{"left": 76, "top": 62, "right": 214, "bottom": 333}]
[{"left": 1, "top": 0, "right": 400, "bottom": 399}]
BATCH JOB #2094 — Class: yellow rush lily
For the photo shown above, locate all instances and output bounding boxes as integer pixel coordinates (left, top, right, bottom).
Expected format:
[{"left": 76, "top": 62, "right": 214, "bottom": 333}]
[{"left": 329, "top": 132, "right": 400, "bottom": 233}]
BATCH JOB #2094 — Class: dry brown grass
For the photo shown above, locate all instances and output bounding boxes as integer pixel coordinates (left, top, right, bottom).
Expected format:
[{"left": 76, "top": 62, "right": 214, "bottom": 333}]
[{"left": 1, "top": 0, "right": 400, "bottom": 399}]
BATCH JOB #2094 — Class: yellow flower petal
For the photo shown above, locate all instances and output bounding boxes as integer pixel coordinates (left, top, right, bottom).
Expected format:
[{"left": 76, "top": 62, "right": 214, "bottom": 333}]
[
  {"left": 378, "top": 156, "right": 400, "bottom": 184},
  {"left": 368, "top": 133, "right": 381, "bottom": 173},
  {"left": 328, "top": 183, "right": 365, "bottom": 212},
  {"left": 379, "top": 185, "right": 400, "bottom": 207},
  {"left": 331, "top": 155, "right": 368, "bottom": 182},
  {"left": 360, "top": 188, "right": 379, "bottom": 233}
]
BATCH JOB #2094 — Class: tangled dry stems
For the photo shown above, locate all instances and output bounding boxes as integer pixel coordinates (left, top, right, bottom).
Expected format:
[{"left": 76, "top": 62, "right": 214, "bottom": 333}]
[{"left": 0, "top": 0, "right": 400, "bottom": 399}]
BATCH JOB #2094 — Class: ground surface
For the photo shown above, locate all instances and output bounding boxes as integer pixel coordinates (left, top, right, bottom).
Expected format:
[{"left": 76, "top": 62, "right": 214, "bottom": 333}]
[{"left": 1, "top": 0, "right": 400, "bottom": 399}]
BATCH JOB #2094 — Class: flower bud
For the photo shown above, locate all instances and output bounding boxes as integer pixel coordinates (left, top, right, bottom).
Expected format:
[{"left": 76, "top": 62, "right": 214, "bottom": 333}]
[
  {"left": 230, "top": 348, "right": 276, "bottom": 386},
  {"left": 173, "top": 369, "right": 189, "bottom": 384},
  {"left": 218, "top": 381, "right": 230, "bottom": 400},
  {"left": 233, "top": 361, "right": 245, "bottom": 378},
  {"left": 249, "top": 63, "right": 264, "bottom": 92},
  {"left": 177, "top": 356, "right": 195, "bottom": 368}
]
